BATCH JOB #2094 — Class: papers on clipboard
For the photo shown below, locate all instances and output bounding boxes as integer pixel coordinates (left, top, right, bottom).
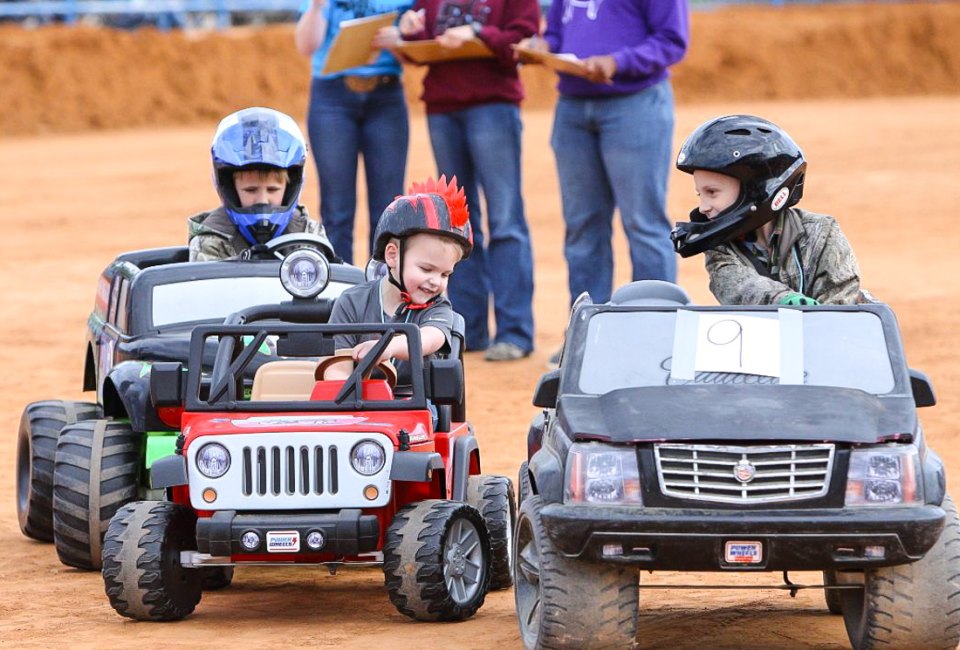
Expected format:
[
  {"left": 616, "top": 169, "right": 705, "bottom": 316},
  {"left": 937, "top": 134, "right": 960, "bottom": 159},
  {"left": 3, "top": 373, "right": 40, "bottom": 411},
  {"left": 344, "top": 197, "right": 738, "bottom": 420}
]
[
  {"left": 513, "top": 44, "right": 590, "bottom": 79},
  {"left": 321, "top": 12, "right": 398, "bottom": 75},
  {"left": 395, "top": 38, "right": 494, "bottom": 64}
]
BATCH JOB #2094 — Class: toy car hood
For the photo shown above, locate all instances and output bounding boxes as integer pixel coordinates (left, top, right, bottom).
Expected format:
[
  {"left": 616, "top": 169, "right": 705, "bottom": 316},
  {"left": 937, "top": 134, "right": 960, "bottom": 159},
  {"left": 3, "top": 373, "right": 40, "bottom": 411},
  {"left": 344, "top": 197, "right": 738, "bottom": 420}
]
[{"left": 557, "top": 385, "right": 918, "bottom": 444}]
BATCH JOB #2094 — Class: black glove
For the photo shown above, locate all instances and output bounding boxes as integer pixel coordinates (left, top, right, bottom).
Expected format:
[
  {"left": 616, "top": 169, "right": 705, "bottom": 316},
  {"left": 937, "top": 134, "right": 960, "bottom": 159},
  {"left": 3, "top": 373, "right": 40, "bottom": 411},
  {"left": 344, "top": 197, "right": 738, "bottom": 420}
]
[{"left": 240, "top": 244, "right": 270, "bottom": 261}]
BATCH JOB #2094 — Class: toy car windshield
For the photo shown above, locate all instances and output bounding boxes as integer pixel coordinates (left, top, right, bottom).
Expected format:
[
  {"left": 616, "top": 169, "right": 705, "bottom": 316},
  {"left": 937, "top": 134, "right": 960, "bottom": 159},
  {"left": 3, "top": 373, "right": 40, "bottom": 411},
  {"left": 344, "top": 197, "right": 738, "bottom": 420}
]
[
  {"left": 576, "top": 306, "right": 898, "bottom": 395},
  {"left": 183, "top": 321, "right": 430, "bottom": 412},
  {"left": 149, "top": 274, "right": 354, "bottom": 328}
]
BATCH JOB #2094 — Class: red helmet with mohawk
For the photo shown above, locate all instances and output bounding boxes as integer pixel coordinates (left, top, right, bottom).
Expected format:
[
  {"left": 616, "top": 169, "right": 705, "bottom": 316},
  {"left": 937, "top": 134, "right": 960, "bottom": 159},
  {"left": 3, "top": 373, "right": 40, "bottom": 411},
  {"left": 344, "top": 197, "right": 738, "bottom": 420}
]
[{"left": 372, "top": 174, "right": 473, "bottom": 261}]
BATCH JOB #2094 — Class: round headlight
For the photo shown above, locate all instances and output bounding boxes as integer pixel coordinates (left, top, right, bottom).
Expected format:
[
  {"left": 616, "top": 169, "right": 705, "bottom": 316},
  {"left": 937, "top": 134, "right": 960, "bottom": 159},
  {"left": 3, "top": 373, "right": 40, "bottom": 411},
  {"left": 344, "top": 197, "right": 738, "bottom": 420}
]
[
  {"left": 280, "top": 249, "right": 330, "bottom": 299},
  {"left": 196, "top": 443, "right": 231, "bottom": 479},
  {"left": 351, "top": 440, "right": 386, "bottom": 476},
  {"left": 365, "top": 259, "right": 389, "bottom": 283}
]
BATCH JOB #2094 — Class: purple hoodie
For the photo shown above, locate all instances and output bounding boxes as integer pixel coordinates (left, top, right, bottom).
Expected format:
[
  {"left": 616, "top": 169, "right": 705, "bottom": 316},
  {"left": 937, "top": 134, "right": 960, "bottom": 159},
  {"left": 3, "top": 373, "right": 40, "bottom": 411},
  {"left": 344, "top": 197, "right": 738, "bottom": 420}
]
[{"left": 543, "top": 0, "right": 689, "bottom": 97}]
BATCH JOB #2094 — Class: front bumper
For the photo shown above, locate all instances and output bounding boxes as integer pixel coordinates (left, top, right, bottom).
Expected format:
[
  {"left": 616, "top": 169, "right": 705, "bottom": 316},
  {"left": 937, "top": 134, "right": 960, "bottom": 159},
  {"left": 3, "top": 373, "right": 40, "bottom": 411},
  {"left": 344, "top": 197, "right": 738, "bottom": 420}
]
[
  {"left": 197, "top": 509, "right": 379, "bottom": 557},
  {"left": 540, "top": 502, "right": 946, "bottom": 570}
]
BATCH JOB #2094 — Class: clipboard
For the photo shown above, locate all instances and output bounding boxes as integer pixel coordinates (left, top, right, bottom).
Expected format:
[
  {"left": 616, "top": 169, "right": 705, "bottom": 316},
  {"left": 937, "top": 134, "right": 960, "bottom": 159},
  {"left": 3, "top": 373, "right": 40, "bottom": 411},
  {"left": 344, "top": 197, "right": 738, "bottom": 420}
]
[
  {"left": 395, "top": 38, "right": 494, "bottom": 64},
  {"left": 321, "top": 12, "right": 398, "bottom": 75},
  {"left": 513, "top": 44, "right": 590, "bottom": 79}
]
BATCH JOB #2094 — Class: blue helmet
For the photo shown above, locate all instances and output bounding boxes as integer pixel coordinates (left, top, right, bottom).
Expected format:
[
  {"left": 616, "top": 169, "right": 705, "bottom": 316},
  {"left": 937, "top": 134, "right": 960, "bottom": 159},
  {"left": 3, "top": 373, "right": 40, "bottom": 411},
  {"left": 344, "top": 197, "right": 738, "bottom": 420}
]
[{"left": 211, "top": 107, "right": 307, "bottom": 246}]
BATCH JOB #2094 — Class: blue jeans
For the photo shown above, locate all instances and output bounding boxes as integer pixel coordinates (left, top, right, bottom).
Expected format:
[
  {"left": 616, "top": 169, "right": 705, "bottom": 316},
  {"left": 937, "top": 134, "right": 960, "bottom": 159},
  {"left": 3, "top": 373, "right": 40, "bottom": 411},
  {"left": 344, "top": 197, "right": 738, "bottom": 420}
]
[
  {"left": 427, "top": 103, "right": 534, "bottom": 352},
  {"left": 307, "top": 76, "right": 409, "bottom": 265},
  {"left": 551, "top": 80, "right": 677, "bottom": 305}
]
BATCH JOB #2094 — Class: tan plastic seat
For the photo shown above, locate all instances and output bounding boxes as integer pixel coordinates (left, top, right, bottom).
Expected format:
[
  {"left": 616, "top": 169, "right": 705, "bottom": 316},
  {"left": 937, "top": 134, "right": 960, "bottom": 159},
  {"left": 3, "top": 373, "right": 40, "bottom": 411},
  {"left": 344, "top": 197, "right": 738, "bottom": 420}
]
[{"left": 250, "top": 360, "right": 319, "bottom": 401}]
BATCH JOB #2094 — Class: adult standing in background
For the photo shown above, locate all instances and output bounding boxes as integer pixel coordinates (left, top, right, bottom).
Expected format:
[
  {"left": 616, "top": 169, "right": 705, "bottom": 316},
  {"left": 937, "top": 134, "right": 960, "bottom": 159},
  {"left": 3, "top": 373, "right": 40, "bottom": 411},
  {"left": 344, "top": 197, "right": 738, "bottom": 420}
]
[
  {"left": 527, "top": 1, "right": 688, "bottom": 314},
  {"left": 295, "top": 0, "right": 412, "bottom": 264},
  {"left": 379, "top": 0, "right": 539, "bottom": 361}
]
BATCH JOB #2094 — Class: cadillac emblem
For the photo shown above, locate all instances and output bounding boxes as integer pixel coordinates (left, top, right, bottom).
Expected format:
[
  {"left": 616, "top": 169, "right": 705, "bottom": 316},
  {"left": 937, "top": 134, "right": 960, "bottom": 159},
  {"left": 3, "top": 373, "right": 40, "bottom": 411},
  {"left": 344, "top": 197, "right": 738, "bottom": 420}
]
[{"left": 734, "top": 460, "right": 756, "bottom": 483}]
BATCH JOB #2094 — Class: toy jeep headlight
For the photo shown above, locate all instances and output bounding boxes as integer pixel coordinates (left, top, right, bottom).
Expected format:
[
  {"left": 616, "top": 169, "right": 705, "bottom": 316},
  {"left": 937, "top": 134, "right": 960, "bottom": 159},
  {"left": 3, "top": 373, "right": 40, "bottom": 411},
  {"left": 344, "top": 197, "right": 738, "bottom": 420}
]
[
  {"left": 196, "top": 443, "right": 231, "bottom": 479},
  {"left": 365, "top": 259, "right": 389, "bottom": 283},
  {"left": 845, "top": 446, "right": 921, "bottom": 506},
  {"left": 280, "top": 249, "right": 330, "bottom": 299},
  {"left": 564, "top": 443, "right": 642, "bottom": 505},
  {"left": 350, "top": 440, "right": 386, "bottom": 476}
]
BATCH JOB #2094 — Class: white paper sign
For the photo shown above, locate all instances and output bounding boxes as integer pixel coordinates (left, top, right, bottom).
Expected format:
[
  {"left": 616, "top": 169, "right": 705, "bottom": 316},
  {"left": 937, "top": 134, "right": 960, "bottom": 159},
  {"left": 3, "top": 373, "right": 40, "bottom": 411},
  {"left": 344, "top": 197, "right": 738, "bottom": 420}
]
[{"left": 694, "top": 313, "right": 780, "bottom": 377}]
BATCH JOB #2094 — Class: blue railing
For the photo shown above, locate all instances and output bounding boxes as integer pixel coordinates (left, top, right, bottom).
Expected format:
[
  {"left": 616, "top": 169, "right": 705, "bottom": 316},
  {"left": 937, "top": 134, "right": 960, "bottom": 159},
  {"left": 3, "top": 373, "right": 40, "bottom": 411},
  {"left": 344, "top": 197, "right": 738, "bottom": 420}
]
[
  {"left": 0, "top": 0, "right": 941, "bottom": 28},
  {"left": 0, "top": 0, "right": 301, "bottom": 27}
]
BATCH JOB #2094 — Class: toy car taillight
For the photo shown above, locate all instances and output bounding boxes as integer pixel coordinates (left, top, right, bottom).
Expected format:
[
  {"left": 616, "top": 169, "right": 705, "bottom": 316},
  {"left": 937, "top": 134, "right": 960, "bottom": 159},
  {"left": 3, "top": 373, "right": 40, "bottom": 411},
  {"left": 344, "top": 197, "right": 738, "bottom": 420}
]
[
  {"left": 845, "top": 446, "right": 921, "bottom": 506},
  {"left": 196, "top": 443, "right": 230, "bottom": 479},
  {"left": 280, "top": 249, "right": 330, "bottom": 299},
  {"left": 351, "top": 440, "right": 386, "bottom": 476}
]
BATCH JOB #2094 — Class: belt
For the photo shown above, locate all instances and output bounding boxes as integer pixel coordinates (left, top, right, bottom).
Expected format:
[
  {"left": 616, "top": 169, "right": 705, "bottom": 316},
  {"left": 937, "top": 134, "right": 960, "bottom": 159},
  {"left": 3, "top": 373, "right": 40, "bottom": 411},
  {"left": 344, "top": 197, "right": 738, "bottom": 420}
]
[{"left": 343, "top": 75, "right": 399, "bottom": 93}]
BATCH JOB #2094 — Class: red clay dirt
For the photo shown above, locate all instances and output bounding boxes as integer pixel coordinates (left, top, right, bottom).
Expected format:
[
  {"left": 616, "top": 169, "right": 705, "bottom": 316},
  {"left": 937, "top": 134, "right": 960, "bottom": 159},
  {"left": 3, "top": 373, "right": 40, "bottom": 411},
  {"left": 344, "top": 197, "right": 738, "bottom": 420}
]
[{"left": 2, "top": 2, "right": 959, "bottom": 649}]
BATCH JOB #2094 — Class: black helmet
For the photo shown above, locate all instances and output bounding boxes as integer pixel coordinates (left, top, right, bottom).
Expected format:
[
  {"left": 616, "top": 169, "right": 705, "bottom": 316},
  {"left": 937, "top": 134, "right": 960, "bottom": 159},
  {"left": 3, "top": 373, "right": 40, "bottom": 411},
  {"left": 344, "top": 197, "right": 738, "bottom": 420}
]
[
  {"left": 671, "top": 115, "right": 806, "bottom": 258},
  {"left": 372, "top": 175, "right": 473, "bottom": 261}
]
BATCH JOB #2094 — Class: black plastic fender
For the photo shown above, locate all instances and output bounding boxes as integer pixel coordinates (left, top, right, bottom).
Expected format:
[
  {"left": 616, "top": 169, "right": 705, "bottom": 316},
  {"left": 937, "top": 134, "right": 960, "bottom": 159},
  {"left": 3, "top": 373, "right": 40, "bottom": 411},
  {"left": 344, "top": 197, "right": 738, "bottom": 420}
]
[
  {"left": 390, "top": 451, "right": 444, "bottom": 482},
  {"left": 527, "top": 411, "right": 545, "bottom": 458},
  {"left": 922, "top": 445, "right": 947, "bottom": 507},
  {"left": 450, "top": 435, "right": 478, "bottom": 502},
  {"left": 101, "top": 361, "right": 173, "bottom": 432},
  {"left": 529, "top": 444, "right": 565, "bottom": 505},
  {"left": 151, "top": 454, "right": 188, "bottom": 489}
]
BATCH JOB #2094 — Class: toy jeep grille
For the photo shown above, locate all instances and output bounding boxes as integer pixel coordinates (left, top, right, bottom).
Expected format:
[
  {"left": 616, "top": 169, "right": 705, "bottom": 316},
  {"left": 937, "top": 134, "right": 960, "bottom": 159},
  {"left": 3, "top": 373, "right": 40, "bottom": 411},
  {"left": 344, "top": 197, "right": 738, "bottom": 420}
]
[
  {"left": 242, "top": 444, "right": 339, "bottom": 496},
  {"left": 186, "top": 431, "right": 393, "bottom": 510},
  {"left": 654, "top": 443, "right": 835, "bottom": 504}
]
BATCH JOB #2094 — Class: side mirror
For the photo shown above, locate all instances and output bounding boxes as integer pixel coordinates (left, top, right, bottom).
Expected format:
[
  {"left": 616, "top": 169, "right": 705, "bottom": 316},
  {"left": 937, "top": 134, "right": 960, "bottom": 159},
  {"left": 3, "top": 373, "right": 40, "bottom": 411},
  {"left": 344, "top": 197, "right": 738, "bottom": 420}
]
[
  {"left": 909, "top": 368, "right": 936, "bottom": 408},
  {"left": 151, "top": 362, "right": 184, "bottom": 407},
  {"left": 532, "top": 369, "right": 561, "bottom": 409},
  {"left": 426, "top": 359, "right": 463, "bottom": 405}
]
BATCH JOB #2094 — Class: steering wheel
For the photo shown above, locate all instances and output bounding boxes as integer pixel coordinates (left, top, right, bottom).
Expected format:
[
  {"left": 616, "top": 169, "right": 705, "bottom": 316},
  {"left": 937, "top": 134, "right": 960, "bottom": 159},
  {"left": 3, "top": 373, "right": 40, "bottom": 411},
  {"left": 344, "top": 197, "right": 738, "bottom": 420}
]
[
  {"left": 252, "top": 233, "right": 338, "bottom": 262},
  {"left": 315, "top": 348, "right": 398, "bottom": 389},
  {"left": 324, "top": 332, "right": 398, "bottom": 404}
]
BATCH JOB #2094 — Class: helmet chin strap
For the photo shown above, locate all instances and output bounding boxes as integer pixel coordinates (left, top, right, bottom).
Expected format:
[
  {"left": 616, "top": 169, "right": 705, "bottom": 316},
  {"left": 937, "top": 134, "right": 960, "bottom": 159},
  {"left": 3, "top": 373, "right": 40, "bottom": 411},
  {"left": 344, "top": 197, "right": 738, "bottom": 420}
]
[{"left": 386, "top": 239, "right": 435, "bottom": 315}]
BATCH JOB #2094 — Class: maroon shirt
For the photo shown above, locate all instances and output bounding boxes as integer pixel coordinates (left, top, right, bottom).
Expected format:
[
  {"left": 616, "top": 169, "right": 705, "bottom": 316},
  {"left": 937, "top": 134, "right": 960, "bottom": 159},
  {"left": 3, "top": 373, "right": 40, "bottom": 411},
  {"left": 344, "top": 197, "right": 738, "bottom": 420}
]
[{"left": 405, "top": 0, "right": 540, "bottom": 113}]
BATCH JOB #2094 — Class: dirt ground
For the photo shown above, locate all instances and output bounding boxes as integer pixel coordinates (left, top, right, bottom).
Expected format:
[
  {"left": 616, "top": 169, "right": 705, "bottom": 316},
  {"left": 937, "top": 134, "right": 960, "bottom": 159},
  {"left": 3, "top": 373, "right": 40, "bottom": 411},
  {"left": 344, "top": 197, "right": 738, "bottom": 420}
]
[{"left": 2, "top": 3, "right": 960, "bottom": 649}]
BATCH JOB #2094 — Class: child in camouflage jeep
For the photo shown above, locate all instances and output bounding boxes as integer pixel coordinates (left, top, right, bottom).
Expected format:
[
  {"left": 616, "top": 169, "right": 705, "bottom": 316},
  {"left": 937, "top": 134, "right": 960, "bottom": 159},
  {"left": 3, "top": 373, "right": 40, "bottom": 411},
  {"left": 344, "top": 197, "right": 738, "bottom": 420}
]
[
  {"left": 188, "top": 107, "right": 330, "bottom": 262},
  {"left": 671, "top": 114, "right": 861, "bottom": 306}
]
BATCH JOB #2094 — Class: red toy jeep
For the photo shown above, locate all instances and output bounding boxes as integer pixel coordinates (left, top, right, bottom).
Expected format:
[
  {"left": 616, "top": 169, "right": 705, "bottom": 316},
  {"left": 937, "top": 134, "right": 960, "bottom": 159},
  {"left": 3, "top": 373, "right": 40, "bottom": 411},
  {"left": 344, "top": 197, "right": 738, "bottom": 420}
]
[{"left": 100, "top": 249, "right": 514, "bottom": 622}]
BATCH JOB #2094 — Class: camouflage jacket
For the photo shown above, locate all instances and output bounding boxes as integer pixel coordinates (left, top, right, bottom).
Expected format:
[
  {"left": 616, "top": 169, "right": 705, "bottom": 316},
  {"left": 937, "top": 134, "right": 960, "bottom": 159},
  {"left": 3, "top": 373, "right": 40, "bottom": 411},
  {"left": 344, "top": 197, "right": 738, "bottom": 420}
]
[
  {"left": 704, "top": 207, "right": 861, "bottom": 305},
  {"left": 187, "top": 206, "right": 323, "bottom": 262}
]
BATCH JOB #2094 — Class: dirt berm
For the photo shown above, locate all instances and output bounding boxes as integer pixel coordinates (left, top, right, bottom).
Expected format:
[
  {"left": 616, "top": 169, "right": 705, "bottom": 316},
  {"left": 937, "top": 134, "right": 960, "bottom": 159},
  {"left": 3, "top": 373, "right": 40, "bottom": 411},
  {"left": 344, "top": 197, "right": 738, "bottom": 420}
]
[{"left": 2, "top": 1, "right": 958, "bottom": 135}]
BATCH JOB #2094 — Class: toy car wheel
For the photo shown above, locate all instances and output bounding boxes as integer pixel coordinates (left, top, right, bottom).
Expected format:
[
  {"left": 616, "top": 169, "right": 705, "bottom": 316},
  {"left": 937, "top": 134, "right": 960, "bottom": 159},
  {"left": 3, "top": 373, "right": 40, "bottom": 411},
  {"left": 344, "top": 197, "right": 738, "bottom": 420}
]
[
  {"left": 102, "top": 501, "right": 202, "bottom": 621},
  {"left": 822, "top": 570, "right": 843, "bottom": 615},
  {"left": 52, "top": 419, "right": 140, "bottom": 570},
  {"left": 840, "top": 494, "right": 960, "bottom": 649},
  {"left": 201, "top": 566, "right": 235, "bottom": 591},
  {"left": 16, "top": 400, "right": 100, "bottom": 542},
  {"left": 466, "top": 475, "right": 516, "bottom": 590},
  {"left": 513, "top": 496, "right": 639, "bottom": 649},
  {"left": 384, "top": 499, "right": 491, "bottom": 621}
]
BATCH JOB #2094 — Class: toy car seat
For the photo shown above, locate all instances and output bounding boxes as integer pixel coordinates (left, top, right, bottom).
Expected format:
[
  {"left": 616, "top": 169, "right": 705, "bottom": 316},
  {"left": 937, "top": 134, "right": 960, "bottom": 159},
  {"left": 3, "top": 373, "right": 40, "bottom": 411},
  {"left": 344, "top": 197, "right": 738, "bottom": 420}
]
[
  {"left": 250, "top": 360, "right": 319, "bottom": 400},
  {"left": 609, "top": 280, "right": 692, "bottom": 306}
]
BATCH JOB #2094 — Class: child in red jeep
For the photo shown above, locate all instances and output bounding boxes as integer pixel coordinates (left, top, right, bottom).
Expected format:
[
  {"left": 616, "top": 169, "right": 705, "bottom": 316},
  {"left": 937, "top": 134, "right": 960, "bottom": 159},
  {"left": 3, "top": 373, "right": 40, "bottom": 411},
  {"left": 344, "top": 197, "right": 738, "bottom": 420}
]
[{"left": 322, "top": 175, "right": 472, "bottom": 386}]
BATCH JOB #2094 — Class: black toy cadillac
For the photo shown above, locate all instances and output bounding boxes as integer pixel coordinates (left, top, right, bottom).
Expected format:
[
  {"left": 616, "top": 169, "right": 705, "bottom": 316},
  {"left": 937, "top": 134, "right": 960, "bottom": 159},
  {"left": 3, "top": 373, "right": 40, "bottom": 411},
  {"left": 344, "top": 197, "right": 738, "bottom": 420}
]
[{"left": 514, "top": 280, "right": 958, "bottom": 650}]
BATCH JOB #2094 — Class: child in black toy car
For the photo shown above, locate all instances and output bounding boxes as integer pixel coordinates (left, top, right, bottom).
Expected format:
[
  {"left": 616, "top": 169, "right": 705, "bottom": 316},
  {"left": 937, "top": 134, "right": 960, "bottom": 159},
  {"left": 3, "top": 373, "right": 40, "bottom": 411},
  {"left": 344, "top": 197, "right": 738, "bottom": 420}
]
[
  {"left": 188, "top": 106, "right": 330, "bottom": 261},
  {"left": 671, "top": 114, "right": 861, "bottom": 306}
]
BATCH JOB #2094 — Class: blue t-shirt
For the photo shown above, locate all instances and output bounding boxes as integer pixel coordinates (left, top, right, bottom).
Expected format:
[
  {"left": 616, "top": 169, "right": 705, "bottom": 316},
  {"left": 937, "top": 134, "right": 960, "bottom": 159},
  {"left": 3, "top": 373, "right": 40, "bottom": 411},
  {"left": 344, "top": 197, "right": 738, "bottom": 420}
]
[{"left": 300, "top": 0, "right": 414, "bottom": 79}]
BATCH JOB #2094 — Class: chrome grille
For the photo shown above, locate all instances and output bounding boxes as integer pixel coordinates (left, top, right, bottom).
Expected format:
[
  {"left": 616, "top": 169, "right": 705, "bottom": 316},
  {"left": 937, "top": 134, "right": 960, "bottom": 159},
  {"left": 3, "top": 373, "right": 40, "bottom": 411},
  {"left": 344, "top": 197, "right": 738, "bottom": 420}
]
[
  {"left": 242, "top": 444, "right": 339, "bottom": 497},
  {"left": 655, "top": 443, "right": 835, "bottom": 503}
]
